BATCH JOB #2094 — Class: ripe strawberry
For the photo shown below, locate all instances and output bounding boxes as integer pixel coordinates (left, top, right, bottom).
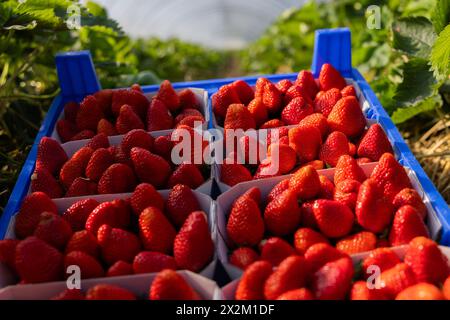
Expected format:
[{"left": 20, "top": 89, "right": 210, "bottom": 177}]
[
  {"left": 236, "top": 134, "right": 264, "bottom": 164},
  {"left": 267, "top": 143, "right": 297, "bottom": 175},
  {"left": 76, "top": 95, "right": 104, "bottom": 131},
  {"left": 171, "top": 124, "right": 208, "bottom": 164},
  {"left": 350, "top": 281, "right": 387, "bottom": 300},
  {"left": 229, "top": 247, "right": 259, "bottom": 270},
  {"left": 150, "top": 269, "right": 200, "bottom": 300},
  {"left": 59, "top": 147, "right": 94, "bottom": 189},
  {"left": 86, "top": 284, "right": 136, "bottom": 300},
  {"left": 227, "top": 195, "right": 264, "bottom": 247},
  {"left": 176, "top": 115, "right": 204, "bottom": 128},
  {"left": 64, "top": 251, "right": 104, "bottom": 279},
  {"left": 393, "top": 188, "right": 427, "bottom": 220},
  {"left": 298, "top": 113, "right": 329, "bottom": 138},
  {"left": 276, "top": 79, "right": 293, "bottom": 95},
  {"left": 121, "top": 129, "right": 154, "bottom": 154},
  {"left": 232, "top": 80, "right": 254, "bottom": 105},
  {"left": 295, "top": 70, "right": 319, "bottom": 100},
  {"left": 153, "top": 135, "right": 174, "bottom": 161},
  {"left": 357, "top": 157, "right": 372, "bottom": 165},
  {"left": 85, "top": 148, "right": 114, "bottom": 182},
  {"left": 63, "top": 101, "right": 79, "bottom": 123},
  {"left": 334, "top": 154, "right": 366, "bottom": 185},
  {"left": 328, "top": 96, "right": 366, "bottom": 138},
  {"left": 130, "top": 183, "right": 164, "bottom": 215},
  {"left": 175, "top": 108, "right": 203, "bottom": 125},
  {"left": 255, "top": 78, "right": 270, "bottom": 98},
  {"left": 97, "top": 119, "right": 117, "bottom": 136},
  {"left": 98, "top": 163, "right": 136, "bottom": 194},
  {"left": 52, "top": 289, "right": 85, "bottom": 300},
  {"left": 277, "top": 288, "right": 315, "bottom": 300},
  {"left": 389, "top": 205, "right": 429, "bottom": 246},
  {"left": 288, "top": 126, "right": 322, "bottom": 163},
  {"left": 333, "top": 179, "right": 361, "bottom": 210},
  {"left": 357, "top": 124, "right": 393, "bottom": 161},
  {"left": 15, "top": 236, "right": 63, "bottom": 283},
  {"left": 130, "top": 147, "right": 172, "bottom": 188},
  {"left": 65, "top": 230, "right": 99, "bottom": 257},
  {"left": 281, "top": 96, "right": 313, "bottom": 125},
  {"left": 97, "top": 225, "right": 141, "bottom": 265},
  {"left": 30, "top": 166, "right": 64, "bottom": 199},
  {"left": 313, "top": 199, "right": 354, "bottom": 238},
  {"left": 301, "top": 159, "right": 325, "bottom": 170},
  {"left": 264, "top": 256, "right": 309, "bottom": 300},
  {"left": 85, "top": 199, "right": 131, "bottom": 234},
  {"left": 139, "top": 207, "right": 176, "bottom": 254},
  {"left": 404, "top": 236, "right": 449, "bottom": 285},
  {"left": 341, "top": 85, "right": 356, "bottom": 97},
  {"left": 396, "top": 283, "right": 444, "bottom": 300},
  {"left": 312, "top": 256, "right": 354, "bottom": 300},
  {"left": 212, "top": 84, "right": 241, "bottom": 120},
  {"left": 116, "top": 104, "right": 145, "bottom": 134},
  {"left": 319, "top": 131, "right": 350, "bottom": 167},
  {"left": 62, "top": 198, "right": 99, "bottom": 231},
  {"left": 85, "top": 133, "right": 110, "bottom": 150},
  {"left": 224, "top": 103, "right": 256, "bottom": 130},
  {"left": 304, "top": 243, "right": 345, "bottom": 273},
  {"left": 313, "top": 88, "right": 341, "bottom": 117},
  {"left": 348, "top": 142, "right": 356, "bottom": 156},
  {"left": 253, "top": 157, "right": 281, "bottom": 179},
  {"left": 36, "top": 137, "right": 68, "bottom": 175},
  {"left": 379, "top": 263, "right": 417, "bottom": 298},
  {"left": 318, "top": 175, "right": 335, "bottom": 199},
  {"left": 65, "top": 177, "right": 98, "bottom": 198},
  {"left": 336, "top": 231, "right": 377, "bottom": 255},
  {"left": 56, "top": 119, "right": 77, "bottom": 142},
  {"left": 147, "top": 98, "right": 174, "bottom": 131},
  {"left": 283, "top": 85, "right": 313, "bottom": 106},
  {"left": 220, "top": 163, "right": 252, "bottom": 186},
  {"left": 294, "top": 228, "right": 329, "bottom": 255},
  {"left": 133, "top": 251, "right": 176, "bottom": 274},
  {"left": 267, "top": 179, "right": 289, "bottom": 203},
  {"left": 262, "top": 82, "right": 282, "bottom": 115},
  {"left": 178, "top": 89, "right": 198, "bottom": 109},
  {"left": 94, "top": 89, "right": 113, "bottom": 114},
  {"left": 112, "top": 145, "right": 133, "bottom": 167},
  {"left": 259, "top": 237, "right": 296, "bottom": 266},
  {"left": 289, "top": 165, "right": 321, "bottom": 200},
  {"left": 70, "top": 130, "right": 95, "bottom": 141},
  {"left": 319, "top": 63, "right": 347, "bottom": 91},
  {"left": 156, "top": 80, "right": 180, "bottom": 112},
  {"left": 174, "top": 211, "right": 213, "bottom": 272},
  {"left": 168, "top": 163, "right": 205, "bottom": 189},
  {"left": 15, "top": 192, "right": 57, "bottom": 238},
  {"left": 0, "top": 239, "right": 20, "bottom": 269},
  {"left": 111, "top": 88, "right": 149, "bottom": 118},
  {"left": 236, "top": 260, "right": 273, "bottom": 300},
  {"left": 34, "top": 212, "right": 72, "bottom": 249},
  {"left": 264, "top": 189, "right": 301, "bottom": 236},
  {"left": 107, "top": 260, "right": 133, "bottom": 277},
  {"left": 247, "top": 98, "right": 268, "bottom": 128},
  {"left": 301, "top": 201, "right": 318, "bottom": 229},
  {"left": 166, "top": 184, "right": 201, "bottom": 227},
  {"left": 443, "top": 276, "right": 450, "bottom": 299},
  {"left": 361, "top": 247, "right": 401, "bottom": 279},
  {"left": 260, "top": 119, "right": 285, "bottom": 129}
]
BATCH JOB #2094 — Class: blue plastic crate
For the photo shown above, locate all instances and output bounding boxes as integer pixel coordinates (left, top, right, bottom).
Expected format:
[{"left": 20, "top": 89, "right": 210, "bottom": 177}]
[{"left": 2, "top": 28, "right": 450, "bottom": 245}]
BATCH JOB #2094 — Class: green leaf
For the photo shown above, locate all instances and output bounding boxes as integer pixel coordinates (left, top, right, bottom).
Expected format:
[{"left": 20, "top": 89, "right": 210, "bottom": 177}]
[
  {"left": 391, "top": 94, "right": 442, "bottom": 124},
  {"left": 430, "top": 24, "right": 450, "bottom": 82},
  {"left": 392, "top": 16, "right": 436, "bottom": 58},
  {"left": 431, "top": 0, "right": 450, "bottom": 34}
]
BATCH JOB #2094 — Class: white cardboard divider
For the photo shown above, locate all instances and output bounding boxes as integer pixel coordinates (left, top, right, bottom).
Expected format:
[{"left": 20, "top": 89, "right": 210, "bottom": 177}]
[
  {"left": 0, "top": 190, "right": 218, "bottom": 289},
  {"left": 0, "top": 270, "right": 223, "bottom": 300},
  {"left": 221, "top": 245, "right": 450, "bottom": 300},
  {"left": 215, "top": 163, "right": 442, "bottom": 280}
]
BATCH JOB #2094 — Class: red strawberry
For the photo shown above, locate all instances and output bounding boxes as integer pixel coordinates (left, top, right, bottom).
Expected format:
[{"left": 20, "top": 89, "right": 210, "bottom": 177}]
[
  {"left": 295, "top": 70, "right": 319, "bottom": 100},
  {"left": 341, "top": 85, "right": 356, "bottom": 97},
  {"left": 327, "top": 96, "right": 366, "bottom": 138},
  {"left": 168, "top": 163, "right": 205, "bottom": 189},
  {"left": 130, "top": 183, "right": 164, "bottom": 215},
  {"left": 301, "top": 159, "right": 324, "bottom": 170},
  {"left": 267, "top": 143, "right": 297, "bottom": 175},
  {"left": 176, "top": 115, "right": 204, "bottom": 128},
  {"left": 97, "top": 225, "right": 141, "bottom": 265},
  {"left": 298, "top": 113, "right": 329, "bottom": 138},
  {"left": 85, "top": 199, "right": 131, "bottom": 234},
  {"left": 294, "top": 227, "right": 329, "bottom": 255},
  {"left": 348, "top": 142, "right": 356, "bottom": 156},
  {"left": 443, "top": 276, "right": 450, "bottom": 299},
  {"left": 76, "top": 95, "right": 104, "bottom": 131},
  {"left": 178, "top": 89, "right": 198, "bottom": 109},
  {"left": 276, "top": 79, "right": 293, "bottom": 95},
  {"left": 313, "top": 199, "right": 354, "bottom": 238},
  {"left": 247, "top": 98, "right": 268, "bottom": 128},
  {"left": 334, "top": 154, "right": 366, "bottom": 185},
  {"left": 166, "top": 184, "right": 200, "bottom": 227},
  {"left": 357, "top": 157, "right": 372, "bottom": 165},
  {"left": 0, "top": 239, "right": 20, "bottom": 269},
  {"left": 229, "top": 247, "right": 259, "bottom": 270},
  {"left": 235, "top": 260, "right": 273, "bottom": 300},
  {"left": 36, "top": 137, "right": 68, "bottom": 175},
  {"left": 260, "top": 119, "right": 285, "bottom": 129},
  {"left": 227, "top": 195, "right": 264, "bottom": 247},
  {"left": 175, "top": 108, "right": 203, "bottom": 125},
  {"left": 259, "top": 237, "right": 296, "bottom": 266},
  {"left": 30, "top": 166, "right": 63, "bottom": 199},
  {"left": 281, "top": 96, "right": 313, "bottom": 125},
  {"left": 393, "top": 188, "right": 427, "bottom": 220},
  {"left": 220, "top": 162, "right": 252, "bottom": 186},
  {"left": 232, "top": 80, "right": 254, "bottom": 105},
  {"left": 361, "top": 247, "right": 401, "bottom": 279},
  {"left": 319, "top": 63, "right": 347, "bottom": 91},
  {"left": 314, "top": 88, "right": 341, "bottom": 117},
  {"left": 97, "top": 118, "right": 117, "bottom": 136},
  {"left": 284, "top": 85, "right": 312, "bottom": 106},
  {"left": 264, "top": 256, "right": 309, "bottom": 300},
  {"left": 350, "top": 280, "right": 387, "bottom": 300},
  {"left": 379, "top": 263, "right": 417, "bottom": 298},
  {"left": 56, "top": 119, "right": 77, "bottom": 142},
  {"left": 334, "top": 179, "right": 361, "bottom": 210},
  {"left": 336, "top": 231, "right": 377, "bottom": 255},
  {"left": 93, "top": 89, "right": 113, "bottom": 114},
  {"left": 15, "top": 236, "right": 63, "bottom": 283},
  {"left": 389, "top": 205, "right": 429, "bottom": 246},
  {"left": 139, "top": 207, "right": 176, "bottom": 254},
  {"left": 289, "top": 165, "right": 321, "bottom": 200},
  {"left": 264, "top": 189, "right": 301, "bottom": 236},
  {"left": 224, "top": 103, "right": 256, "bottom": 130},
  {"left": 65, "top": 230, "right": 99, "bottom": 257},
  {"left": 255, "top": 78, "right": 270, "bottom": 98},
  {"left": 130, "top": 147, "right": 172, "bottom": 188},
  {"left": 319, "top": 131, "right": 350, "bottom": 167},
  {"left": 98, "top": 163, "right": 136, "bottom": 194},
  {"left": 267, "top": 179, "right": 289, "bottom": 203},
  {"left": 312, "top": 257, "right": 354, "bottom": 300},
  {"left": 357, "top": 124, "right": 393, "bottom": 161},
  {"left": 212, "top": 84, "right": 241, "bottom": 120},
  {"left": 15, "top": 192, "right": 57, "bottom": 238},
  {"left": 65, "top": 177, "right": 97, "bottom": 198},
  {"left": 133, "top": 251, "right": 176, "bottom": 274},
  {"left": 70, "top": 130, "right": 95, "bottom": 141},
  {"left": 153, "top": 135, "right": 174, "bottom": 161},
  {"left": 121, "top": 129, "right": 153, "bottom": 155},
  {"left": 149, "top": 269, "right": 200, "bottom": 300},
  {"left": 301, "top": 201, "right": 319, "bottom": 229},
  {"left": 262, "top": 82, "right": 282, "bottom": 114},
  {"left": 64, "top": 251, "right": 104, "bottom": 279},
  {"left": 277, "top": 288, "right": 315, "bottom": 300},
  {"left": 116, "top": 104, "right": 145, "bottom": 134},
  {"left": 111, "top": 88, "right": 149, "bottom": 119},
  {"left": 85, "top": 133, "right": 110, "bottom": 150},
  {"left": 288, "top": 126, "right": 322, "bottom": 163},
  {"left": 52, "top": 289, "right": 85, "bottom": 300},
  {"left": 59, "top": 147, "right": 94, "bottom": 189},
  {"left": 107, "top": 260, "right": 133, "bottom": 277},
  {"left": 147, "top": 98, "right": 174, "bottom": 132},
  {"left": 155, "top": 80, "right": 180, "bottom": 112},
  {"left": 304, "top": 243, "right": 345, "bottom": 273},
  {"left": 62, "top": 198, "right": 99, "bottom": 231},
  {"left": 396, "top": 283, "right": 444, "bottom": 300},
  {"left": 112, "top": 145, "right": 132, "bottom": 167},
  {"left": 240, "top": 187, "right": 261, "bottom": 205},
  {"left": 318, "top": 175, "right": 335, "bottom": 199},
  {"left": 63, "top": 101, "right": 79, "bottom": 123},
  {"left": 85, "top": 148, "right": 114, "bottom": 182},
  {"left": 86, "top": 284, "right": 136, "bottom": 300},
  {"left": 34, "top": 212, "right": 72, "bottom": 249}
]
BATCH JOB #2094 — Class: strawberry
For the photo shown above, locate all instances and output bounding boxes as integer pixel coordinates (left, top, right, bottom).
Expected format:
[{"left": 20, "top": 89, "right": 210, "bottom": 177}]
[
  {"left": 229, "top": 247, "right": 259, "bottom": 270},
  {"left": 30, "top": 166, "right": 63, "bottom": 199},
  {"left": 235, "top": 260, "right": 273, "bottom": 300},
  {"left": 357, "top": 124, "right": 393, "bottom": 161},
  {"left": 85, "top": 148, "right": 114, "bottom": 182},
  {"left": 389, "top": 205, "right": 429, "bottom": 246},
  {"left": 333, "top": 179, "right": 361, "bottom": 210},
  {"left": 443, "top": 276, "right": 450, "bottom": 299},
  {"left": 247, "top": 98, "right": 268, "bottom": 128},
  {"left": 97, "top": 225, "right": 141, "bottom": 265},
  {"left": 93, "top": 89, "right": 113, "bottom": 114},
  {"left": 301, "top": 159, "right": 325, "bottom": 170},
  {"left": 63, "top": 101, "right": 79, "bottom": 123},
  {"left": 298, "top": 113, "right": 329, "bottom": 138},
  {"left": 276, "top": 79, "right": 293, "bottom": 95},
  {"left": 227, "top": 195, "right": 264, "bottom": 247},
  {"left": 259, "top": 237, "right": 296, "bottom": 266},
  {"left": 264, "top": 189, "right": 301, "bottom": 236},
  {"left": 76, "top": 95, "right": 104, "bottom": 131},
  {"left": 153, "top": 135, "right": 174, "bottom": 161},
  {"left": 328, "top": 96, "right": 366, "bottom": 138},
  {"left": 130, "top": 147, "right": 172, "bottom": 188},
  {"left": 86, "top": 284, "right": 136, "bottom": 300},
  {"left": 64, "top": 251, "right": 104, "bottom": 279},
  {"left": 253, "top": 158, "right": 281, "bottom": 179},
  {"left": 98, "top": 163, "right": 136, "bottom": 194},
  {"left": 52, "top": 289, "right": 85, "bottom": 300},
  {"left": 262, "top": 82, "right": 282, "bottom": 115},
  {"left": 264, "top": 256, "right": 309, "bottom": 300},
  {"left": 176, "top": 115, "right": 204, "bottom": 128},
  {"left": 139, "top": 206, "right": 176, "bottom": 254},
  {"left": 304, "top": 243, "right": 345, "bottom": 273},
  {"left": 289, "top": 165, "right": 321, "bottom": 200},
  {"left": 150, "top": 269, "right": 200, "bottom": 300},
  {"left": 131, "top": 83, "right": 142, "bottom": 92},
  {"left": 115, "top": 104, "right": 145, "bottom": 134},
  {"left": 312, "top": 256, "right": 354, "bottom": 300},
  {"left": 112, "top": 145, "right": 133, "bottom": 167},
  {"left": 15, "top": 192, "right": 57, "bottom": 239},
  {"left": 65, "top": 177, "right": 97, "bottom": 198},
  {"left": 65, "top": 230, "right": 99, "bottom": 257},
  {"left": 283, "top": 85, "right": 310, "bottom": 106},
  {"left": 59, "top": 147, "right": 94, "bottom": 189},
  {"left": 15, "top": 236, "right": 63, "bottom": 283},
  {"left": 356, "top": 157, "right": 372, "bottom": 165},
  {"left": 350, "top": 281, "right": 387, "bottom": 300},
  {"left": 130, "top": 183, "right": 164, "bottom": 215},
  {"left": 56, "top": 119, "right": 77, "bottom": 142},
  {"left": 62, "top": 198, "right": 99, "bottom": 231},
  {"left": 319, "top": 131, "right": 350, "bottom": 167},
  {"left": 111, "top": 88, "right": 149, "bottom": 118},
  {"left": 281, "top": 96, "right": 313, "bottom": 125},
  {"left": 224, "top": 103, "right": 256, "bottom": 130},
  {"left": 295, "top": 70, "right": 319, "bottom": 100},
  {"left": 318, "top": 63, "right": 347, "bottom": 91},
  {"left": 133, "top": 251, "right": 176, "bottom": 274},
  {"left": 85, "top": 199, "right": 131, "bottom": 234},
  {"left": 313, "top": 88, "right": 341, "bottom": 117},
  {"left": 341, "top": 85, "right": 356, "bottom": 97},
  {"left": 220, "top": 162, "right": 252, "bottom": 186},
  {"left": 168, "top": 163, "right": 205, "bottom": 189},
  {"left": 267, "top": 143, "right": 297, "bottom": 175},
  {"left": 294, "top": 228, "right": 329, "bottom": 255},
  {"left": 404, "top": 236, "right": 449, "bottom": 285},
  {"left": 171, "top": 124, "right": 208, "bottom": 164},
  {"left": 85, "top": 133, "right": 110, "bottom": 150},
  {"left": 121, "top": 129, "right": 154, "bottom": 154},
  {"left": 277, "top": 288, "right": 315, "bottom": 300},
  {"left": 334, "top": 154, "right": 366, "bottom": 185},
  {"left": 175, "top": 108, "right": 203, "bottom": 124},
  {"left": 106, "top": 260, "right": 133, "bottom": 277},
  {"left": 301, "top": 201, "right": 318, "bottom": 229},
  {"left": 348, "top": 142, "right": 356, "bottom": 156},
  {"left": 361, "top": 247, "right": 401, "bottom": 278},
  {"left": 34, "top": 212, "right": 72, "bottom": 249},
  {"left": 70, "top": 130, "right": 95, "bottom": 141},
  {"left": 260, "top": 119, "right": 285, "bottom": 129},
  {"left": 255, "top": 78, "right": 270, "bottom": 98},
  {"left": 318, "top": 175, "right": 335, "bottom": 199},
  {"left": 36, "top": 137, "right": 68, "bottom": 175},
  {"left": 212, "top": 84, "right": 241, "bottom": 120},
  {"left": 166, "top": 184, "right": 201, "bottom": 227},
  {"left": 0, "top": 239, "right": 20, "bottom": 269},
  {"left": 336, "top": 231, "right": 377, "bottom": 255},
  {"left": 396, "top": 283, "right": 444, "bottom": 300},
  {"left": 178, "top": 89, "right": 198, "bottom": 109},
  {"left": 147, "top": 98, "right": 174, "bottom": 132},
  {"left": 288, "top": 126, "right": 322, "bottom": 163},
  {"left": 379, "top": 263, "right": 417, "bottom": 298},
  {"left": 155, "top": 80, "right": 180, "bottom": 112},
  {"left": 97, "top": 118, "right": 117, "bottom": 136},
  {"left": 312, "top": 199, "right": 354, "bottom": 238},
  {"left": 393, "top": 188, "right": 427, "bottom": 220},
  {"left": 232, "top": 80, "right": 254, "bottom": 105},
  {"left": 174, "top": 211, "right": 213, "bottom": 272},
  {"left": 267, "top": 179, "right": 289, "bottom": 203}
]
